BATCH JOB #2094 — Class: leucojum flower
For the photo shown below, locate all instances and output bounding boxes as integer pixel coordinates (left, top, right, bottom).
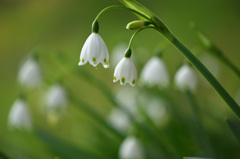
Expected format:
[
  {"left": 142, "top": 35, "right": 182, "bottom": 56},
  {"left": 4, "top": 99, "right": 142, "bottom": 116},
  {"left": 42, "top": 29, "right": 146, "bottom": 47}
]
[
  {"left": 78, "top": 20, "right": 109, "bottom": 68},
  {"left": 8, "top": 99, "right": 32, "bottom": 131},
  {"left": 174, "top": 64, "right": 197, "bottom": 92},
  {"left": 18, "top": 56, "right": 42, "bottom": 87},
  {"left": 119, "top": 136, "right": 146, "bottom": 159},
  {"left": 45, "top": 83, "right": 68, "bottom": 124},
  {"left": 113, "top": 49, "right": 137, "bottom": 86},
  {"left": 140, "top": 56, "right": 169, "bottom": 88}
]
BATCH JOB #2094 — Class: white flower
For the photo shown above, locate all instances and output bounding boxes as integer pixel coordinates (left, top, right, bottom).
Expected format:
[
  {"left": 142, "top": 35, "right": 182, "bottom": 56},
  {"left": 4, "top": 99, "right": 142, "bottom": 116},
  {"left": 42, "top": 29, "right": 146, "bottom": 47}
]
[
  {"left": 140, "top": 57, "right": 169, "bottom": 88},
  {"left": 45, "top": 84, "right": 68, "bottom": 112},
  {"left": 119, "top": 136, "right": 145, "bottom": 159},
  {"left": 111, "top": 43, "right": 128, "bottom": 67},
  {"left": 113, "top": 57, "right": 137, "bottom": 86},
  {"left": 174, "top": 64, "right": 197, "bottom": 92},
  {"left": 78, "top": 33, "right": 109, "bottom": 68},
  {"left": 8, "top": 99, "right": 32, "bottom": 131},
  {"left": 18, "top": 57, "right": 42, "bottom": 87},
  {"left": 107, "top": 108, "right": 131, "bottom": 134}
]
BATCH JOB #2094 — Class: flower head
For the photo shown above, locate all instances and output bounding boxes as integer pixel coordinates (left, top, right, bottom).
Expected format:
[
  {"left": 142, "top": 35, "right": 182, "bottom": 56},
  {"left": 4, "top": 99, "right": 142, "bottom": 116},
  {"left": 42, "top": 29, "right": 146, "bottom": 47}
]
[
  {"left": 45, "top": 84, "right": 68, "bottom": 124},
  {"left": 119, "top": 136, "right": 145, "bottom": 159},
  {"left": 18, "top": 57, "right": 42, "bottom": 87},
  {"left": 174, "top": 64, "right": 197, "bottom": 92},
  {"left": 8, "top": 99, "right": 32, "bottom": 131},
  {"left": 46, "top": 84, "right": 68, "bottom": 111},
  {"left": 113, "top": 57, "right": 137, "bottom": 86},
  {"left": 78, "top": 33, "right": 109, "bottom": 68},
  {"left": 140, "top": 57, "right": 169, "bottom": 88},
  {"left": 107, "top": 108, "right": 131, "bottom": 134}
]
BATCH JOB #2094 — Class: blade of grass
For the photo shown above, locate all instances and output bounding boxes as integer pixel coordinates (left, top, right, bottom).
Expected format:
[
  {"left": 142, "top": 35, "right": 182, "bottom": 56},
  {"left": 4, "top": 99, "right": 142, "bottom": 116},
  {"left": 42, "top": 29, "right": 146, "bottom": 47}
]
[
  {"left": 226, "top": 117, "right": 240, "bottom": 142},
  {"left": 35, "top": 128, "right": 103, "bottom": 159}
]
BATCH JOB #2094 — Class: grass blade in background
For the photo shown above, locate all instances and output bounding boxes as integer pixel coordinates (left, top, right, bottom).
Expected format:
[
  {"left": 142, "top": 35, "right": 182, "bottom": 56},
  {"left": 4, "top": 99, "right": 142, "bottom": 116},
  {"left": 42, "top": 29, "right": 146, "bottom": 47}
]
[
  {"left": 0, "top": 150, "right": 10, "bottom": 159},
  {"left": 35, "top": 129, "right": 103, "bottom": 159},
  {"left": 226, "top": 118, "right": 240, "bottom": 142}
]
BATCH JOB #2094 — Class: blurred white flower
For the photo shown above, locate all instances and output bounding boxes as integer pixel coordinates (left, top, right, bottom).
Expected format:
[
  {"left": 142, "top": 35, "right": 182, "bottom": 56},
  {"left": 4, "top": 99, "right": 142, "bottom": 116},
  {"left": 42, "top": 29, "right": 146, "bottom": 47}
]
[
  {"left": 113, "top": 57, "right": 137, "bottom": 86},
  {"left": 140, "top": 57, "right": 169, "bottom": 88},
  {"left": 107, "top": 108, "right": 131, "bottom": 134},
  {"left": 200, "top": 53, "right": 220, "bottom": 78},
  {"left": 174, "top": 64, "right": 197, "bottom": 92},
  {"left": 115, "top": 87, "right": 138, "bottom": 115},
  {"left": 45, "top": 84, "right": 68, "bottom": 124},
  {"left": 78, "top": 33, "right": 109, "bottom": 68},
  {"left": 18, "top": 57, "right": 42, "bottom": 87},
  {"left": 111, "top": 43, "right": 128, "bottom": 67},
  {"left": 119, "top": 136, "right": 145, "bottom": 159},
  {"left": 46, "top": 84, "right": 68, "bottom": 111},
  {"left": 138, "top": 93, "right": 169, "bottom": 126},
  {"left": 8, "top": 99, "right": 32, "bottom": 131}
]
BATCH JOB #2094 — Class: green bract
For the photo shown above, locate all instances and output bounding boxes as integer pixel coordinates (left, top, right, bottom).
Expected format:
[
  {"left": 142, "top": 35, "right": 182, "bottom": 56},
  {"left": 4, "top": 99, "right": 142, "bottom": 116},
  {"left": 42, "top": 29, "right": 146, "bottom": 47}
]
[{"left": 119, "top": 0, "right": 155, "bottom": 21}]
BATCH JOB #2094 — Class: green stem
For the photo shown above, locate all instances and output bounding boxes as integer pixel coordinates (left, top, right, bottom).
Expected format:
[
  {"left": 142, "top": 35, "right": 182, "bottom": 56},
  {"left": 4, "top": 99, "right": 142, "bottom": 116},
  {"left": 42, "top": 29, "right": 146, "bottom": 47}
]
[
  {"left": 0, "top": 150, "right": 10, "bottom": 159},
  {"left": 94, "top": 5, "right": 151, "bottom": 22},
  {"left": 186, "top": 91, "right": 215, "bottom": 157},
  {"left": 156, "top": 28, "right": 240, "bottom": 119},
  {"left": 128, "top": 26, "right": 154, "bottom": 49},
  {"left": 218, "top": 52, "right": 240, "bottom": 77}
]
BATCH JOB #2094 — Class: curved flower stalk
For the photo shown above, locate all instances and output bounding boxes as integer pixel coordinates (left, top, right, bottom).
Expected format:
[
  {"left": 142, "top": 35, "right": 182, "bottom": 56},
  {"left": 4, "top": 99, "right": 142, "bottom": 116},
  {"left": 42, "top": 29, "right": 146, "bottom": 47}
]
[
  {"left": 113, "top": 56, "right": 137, "bottom": 86},
  {"left": 107, "top": 108, "right": 131, "bottom": 134},
  {"left": 45, "top": 84, "right": 68, "bottom": 124},
  {"left": 174, "top": 64, "right": 197, "bottom": 92},
  {"left": 8, "top": 99, "right": 32, "bottom": 131},
  {"left": 78, "top": 21, "right": 109, "bottom": 68},
  {"left": 119, "top": 136, "right": 146, "bottom": 159},
  {"left": 119, "top": 0, "right": 240, "bottom": 118},
  {"left": 18, "top": 57, "right": 42, "bottom": 87},
  {"left": 140, "top": 56, "right": 169, "bottom": 88}
]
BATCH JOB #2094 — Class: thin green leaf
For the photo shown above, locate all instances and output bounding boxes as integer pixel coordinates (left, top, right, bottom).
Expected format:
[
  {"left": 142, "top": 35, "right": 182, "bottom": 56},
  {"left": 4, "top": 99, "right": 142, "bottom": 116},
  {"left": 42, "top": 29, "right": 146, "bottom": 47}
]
[
  {"left": 0, "top": 150, "right": 10, "bottom": 159},
  {"left": 35, "top": 129, "right": 102, "bottom": 159},
  {"left": 226, "top": 117, "right": 240, "bottom": 142}
]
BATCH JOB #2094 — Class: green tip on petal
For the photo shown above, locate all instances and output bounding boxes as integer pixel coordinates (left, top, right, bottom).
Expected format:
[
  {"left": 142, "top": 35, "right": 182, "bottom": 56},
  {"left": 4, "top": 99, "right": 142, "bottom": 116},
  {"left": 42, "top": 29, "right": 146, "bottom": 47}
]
[
  {"left": 132, "top": 80, "right": 136, "bottom": 85},
  {"left": 121, "top": 77, "right": 125, "bottom": 84},
  {"left": 113, "top": 76, "right": 116, "bottom": 81},
  {"left": 104, "top": 58, "right": 108, "bottom": 65},
  {"left": 92, "top": 57, "right": 96, "bottom": 62},
  {"left": 82, "top": 59, "right": 84, "bottom": 63}
]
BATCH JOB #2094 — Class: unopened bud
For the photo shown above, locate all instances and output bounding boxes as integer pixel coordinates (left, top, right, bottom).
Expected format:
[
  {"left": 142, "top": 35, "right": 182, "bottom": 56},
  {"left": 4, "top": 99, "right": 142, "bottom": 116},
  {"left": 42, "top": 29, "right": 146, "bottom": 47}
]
[{"left": 126, "top": 20, "right": 149, "bottom": 30}]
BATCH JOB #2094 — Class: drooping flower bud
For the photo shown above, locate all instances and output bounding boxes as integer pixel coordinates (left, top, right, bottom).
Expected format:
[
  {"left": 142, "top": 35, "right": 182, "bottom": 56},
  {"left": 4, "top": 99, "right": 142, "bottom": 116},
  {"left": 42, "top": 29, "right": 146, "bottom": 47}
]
[{"left": 126, "top": 20, "right": 149, "bottom": 30}]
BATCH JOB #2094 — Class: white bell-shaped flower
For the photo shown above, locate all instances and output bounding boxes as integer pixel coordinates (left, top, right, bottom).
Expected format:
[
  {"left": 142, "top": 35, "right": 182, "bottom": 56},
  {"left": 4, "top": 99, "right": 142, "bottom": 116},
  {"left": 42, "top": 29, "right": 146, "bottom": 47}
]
[
  {"left": 45, "top": 84, "right": 68, "bottom": 112},
  {"left": 18, "top": 57, "right": 42, "bottom": 87},
  {"left": 45, "top": 84, "right": 68, "bottom": 124},
  {"left": 111, "top": 43, "right": 128, "bottom": 67},
  {"left": 140, "top": 57, "right": 169, "bottom": 88},
  {"left": 113, "top": 57, "right": 137, "bottom": 86},
  {"left": 119, "top": 136, "right": 145, "bottom": 159},
  {"left": 8, "top": 99, "right": 32, "bottom": 131},
  {"left": 107, "top": 108, "right": 131, "bottom": 134},
  {"left": 174, "top": 64, "right": 197, "bottom": 92},
  {"left": 78, "top": 33, "right": 109, "bottom": 68}
]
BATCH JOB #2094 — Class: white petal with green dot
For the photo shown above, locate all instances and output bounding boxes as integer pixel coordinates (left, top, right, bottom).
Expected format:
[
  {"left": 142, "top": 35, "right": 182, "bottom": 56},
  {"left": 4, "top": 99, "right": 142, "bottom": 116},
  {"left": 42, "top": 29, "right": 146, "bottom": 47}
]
[
  {"left": 78, "top": 33, "right": 109, "bottom": 68},
  {"left": 113, "top": 57, "right": 137, "bottom": 86}
]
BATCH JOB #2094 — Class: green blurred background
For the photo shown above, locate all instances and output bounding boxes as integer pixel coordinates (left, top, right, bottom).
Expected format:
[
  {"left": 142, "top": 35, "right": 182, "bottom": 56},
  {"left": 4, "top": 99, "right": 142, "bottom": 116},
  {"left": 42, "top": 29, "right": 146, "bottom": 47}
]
[{"left": 0, "top": 0, "right": 240, "bottom": 158}]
